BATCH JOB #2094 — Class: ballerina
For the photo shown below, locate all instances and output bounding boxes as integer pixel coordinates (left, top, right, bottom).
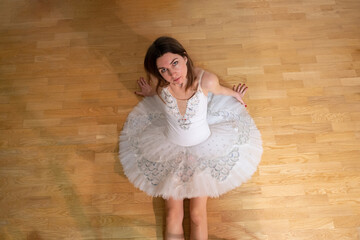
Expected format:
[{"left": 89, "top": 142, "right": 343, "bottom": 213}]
[{"left": 119, "top": 36, "right": 263, "bottom": 239}]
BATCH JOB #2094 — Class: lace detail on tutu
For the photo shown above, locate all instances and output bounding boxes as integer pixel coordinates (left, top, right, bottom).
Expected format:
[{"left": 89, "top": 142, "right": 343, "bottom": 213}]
[
  {"left": 125, "top": 112, "right": 164, "bottom": 136},
  {"left": 208, "top": 147, "right": 240, "bottom": 181},
  {"left": 136, "top": 146, "right": 242, "bottom": 185},
  {"left": 137, "top": 151, "right": 197, "bottom": 185},
  {"left": 161, "top": 88, "right": 200, "bottom": 130},
  {"left": 208, "top": 110, "right": 251, "bottom": 145}
]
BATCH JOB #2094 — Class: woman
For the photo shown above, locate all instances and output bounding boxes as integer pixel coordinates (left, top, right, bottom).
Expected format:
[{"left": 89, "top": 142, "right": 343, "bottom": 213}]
[{"left": 119, "top": 36, "right": 263, "bottom": 239}]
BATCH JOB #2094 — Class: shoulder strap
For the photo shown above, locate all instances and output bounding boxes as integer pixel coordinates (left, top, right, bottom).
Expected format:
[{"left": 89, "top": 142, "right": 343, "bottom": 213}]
[{"left": 197, "top": 70, "right": 205, "bottom": 91}]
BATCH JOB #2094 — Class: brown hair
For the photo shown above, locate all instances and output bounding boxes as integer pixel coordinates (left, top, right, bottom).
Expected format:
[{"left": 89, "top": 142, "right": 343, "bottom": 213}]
[{"left": 144, "top": 36, "right": 196, "bottom": 94}]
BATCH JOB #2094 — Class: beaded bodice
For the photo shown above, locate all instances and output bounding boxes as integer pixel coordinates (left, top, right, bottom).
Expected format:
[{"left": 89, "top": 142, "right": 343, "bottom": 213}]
[{"left": 160, "top": 70, "right": 211, "bottom": 146}]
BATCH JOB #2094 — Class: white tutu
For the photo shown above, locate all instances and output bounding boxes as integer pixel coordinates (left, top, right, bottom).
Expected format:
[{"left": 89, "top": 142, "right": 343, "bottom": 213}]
[{"left": 119, "top": 93, "right": 263, "bottom": 200}]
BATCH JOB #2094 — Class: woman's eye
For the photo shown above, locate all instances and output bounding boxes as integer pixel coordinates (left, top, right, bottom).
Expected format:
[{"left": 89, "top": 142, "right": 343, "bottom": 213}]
[
  {"left": 173, "top": 61, "right": 178, "bottom": 66},
  {"left": 160, "top": 68, "right": 166, "bottom": 73}
]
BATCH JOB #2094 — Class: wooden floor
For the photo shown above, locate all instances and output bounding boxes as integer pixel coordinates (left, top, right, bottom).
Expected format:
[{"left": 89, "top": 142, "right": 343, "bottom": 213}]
[{"left": 0, "top": 0, "right": 359, "bottom": 239}]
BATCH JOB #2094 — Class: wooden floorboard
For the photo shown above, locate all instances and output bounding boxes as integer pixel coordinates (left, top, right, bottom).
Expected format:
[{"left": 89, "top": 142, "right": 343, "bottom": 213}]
[{"left": 0, "top": 0, "right": 359, "bottom": 239}]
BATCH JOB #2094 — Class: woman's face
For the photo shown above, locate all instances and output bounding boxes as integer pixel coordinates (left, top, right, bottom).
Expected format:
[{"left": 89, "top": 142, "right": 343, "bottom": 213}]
[{"left": 156, "top": 52, "right": 188, "bottom": 85}]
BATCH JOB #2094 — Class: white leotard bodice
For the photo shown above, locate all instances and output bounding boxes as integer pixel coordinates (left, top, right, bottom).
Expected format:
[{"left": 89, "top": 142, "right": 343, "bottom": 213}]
[{"left": 160, "top": 70, "right": 211, "bottom": 147}]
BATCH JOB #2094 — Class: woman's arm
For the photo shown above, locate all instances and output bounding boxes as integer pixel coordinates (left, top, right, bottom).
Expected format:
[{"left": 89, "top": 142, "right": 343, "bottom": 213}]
[{"left": 202, "top": 71, "right": 248, "bottom": 106}]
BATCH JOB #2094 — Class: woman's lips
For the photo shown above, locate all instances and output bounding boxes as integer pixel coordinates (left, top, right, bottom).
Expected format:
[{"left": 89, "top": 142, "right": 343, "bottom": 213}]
[{"left": 173, "top": 77, "right": 181, "bottom": 82}]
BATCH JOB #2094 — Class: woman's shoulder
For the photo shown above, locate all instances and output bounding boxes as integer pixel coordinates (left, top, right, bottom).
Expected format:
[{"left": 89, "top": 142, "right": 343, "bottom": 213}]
[{"left": 194, "top": 67, "right": 219, "bottom": 90}]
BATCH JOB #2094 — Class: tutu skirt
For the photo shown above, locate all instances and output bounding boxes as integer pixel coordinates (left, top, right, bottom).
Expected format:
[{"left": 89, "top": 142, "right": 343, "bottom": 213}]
[{"left": 119, "top": 93, "right": 263, "bottom": 200}]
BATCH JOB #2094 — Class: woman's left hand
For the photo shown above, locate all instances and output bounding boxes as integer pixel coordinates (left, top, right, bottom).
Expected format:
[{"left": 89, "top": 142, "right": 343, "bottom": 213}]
[{"left": 233, "top": 83, "right": 248, "bottom": 106}]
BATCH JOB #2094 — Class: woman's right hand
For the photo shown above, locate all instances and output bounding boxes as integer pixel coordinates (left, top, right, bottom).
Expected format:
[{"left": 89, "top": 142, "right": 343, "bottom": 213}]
[{"left": 135, "top": 77, "right": 155, "bottom": 97}]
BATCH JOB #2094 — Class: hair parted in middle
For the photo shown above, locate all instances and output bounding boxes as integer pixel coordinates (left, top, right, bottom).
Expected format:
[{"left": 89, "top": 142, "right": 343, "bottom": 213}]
[{"left": 144, "top": 36, "right": 196, "bottom": 94}]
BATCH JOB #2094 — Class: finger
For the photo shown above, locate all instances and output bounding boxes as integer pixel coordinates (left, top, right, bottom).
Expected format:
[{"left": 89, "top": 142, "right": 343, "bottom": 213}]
[
  {"left": 239, "top": 83, "right": 245, "bottom": 90},
  {"left": 240, "top": 86, "right": 248, "bottom": 95},
  {"left": 143, "top": 78, "right": 150, "bottom": 86},
  {"left": 134, "top": 91, "right": 144, "bottom": 96},
  {"left": 238, "top": 83, "right": 246, "bottom": 92},
  {"left": 137, "top": 80, "right": 141, "bottom": 88},
  {"left": 233, "top": 85, "right": 236, "bottom": 91},
  {"left": 237, "top": 83, "right": 246, "bottom": 92},
  {"left": 238, "top": 97, "right": 246, "bottom": 106},
  {"left": 137, "top": 78, "right": 143, "bottom": 86},
  {"left": 237, "top": 84, "right": 246, "bottom": 95}
]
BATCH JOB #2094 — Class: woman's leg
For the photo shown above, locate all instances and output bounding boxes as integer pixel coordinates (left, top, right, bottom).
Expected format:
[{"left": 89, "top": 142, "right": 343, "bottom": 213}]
[
  {"left": 189, "top": 196, "right": 208, "bottom": 240},
  {"left": 165, "top": 198, "right": 184, "bottom": 240}
]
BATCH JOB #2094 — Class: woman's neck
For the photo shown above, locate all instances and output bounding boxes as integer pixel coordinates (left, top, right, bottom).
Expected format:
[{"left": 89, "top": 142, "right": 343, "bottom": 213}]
[
  {"left": 171, "top": 82, "right": 185, "bottom": 90},
  {"left": 169, "top": 81, "right": 197, "bottom": 101}
]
